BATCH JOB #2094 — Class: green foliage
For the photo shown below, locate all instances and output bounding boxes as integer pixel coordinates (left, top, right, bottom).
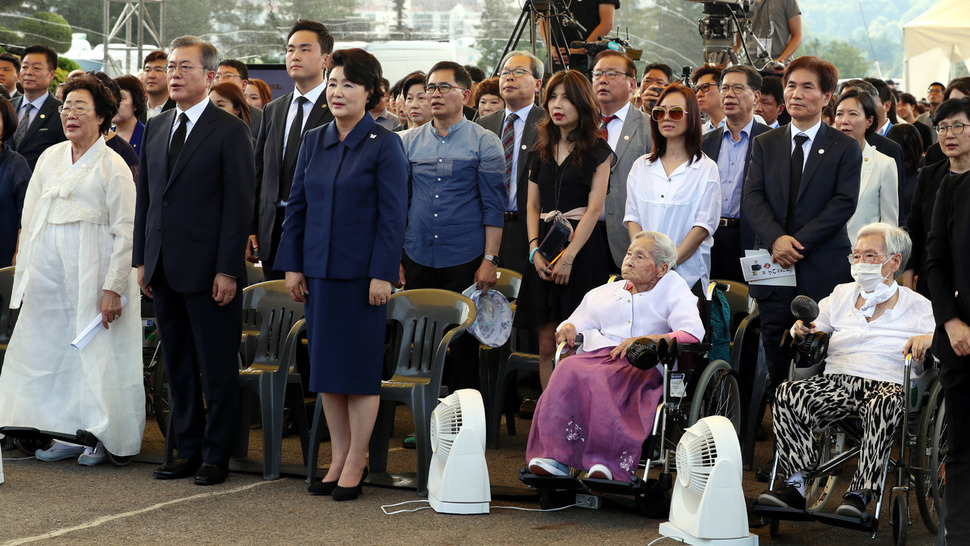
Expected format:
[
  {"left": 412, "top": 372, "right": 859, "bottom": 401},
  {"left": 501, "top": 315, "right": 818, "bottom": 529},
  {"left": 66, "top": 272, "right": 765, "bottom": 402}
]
[
  {"left": 475, "top": 0, "right": 515, "bottom": 74},
  {"left": 32, "top": 0, "right": 105, "bottom": 45},
  {"left": 49, "top": 58, "right": 81, "bottom": 94},
  {"left": 0, "top": 26, "right": 20, "bottom": 48},
  {"left": 18, "top": 11, "right": 72, "bottom": 53},
  {"left": 624, "top": 0, "right": 705, "bottom": 76},
  {"left": 799, "top": 38, "right": 871, "bottom": 79}
]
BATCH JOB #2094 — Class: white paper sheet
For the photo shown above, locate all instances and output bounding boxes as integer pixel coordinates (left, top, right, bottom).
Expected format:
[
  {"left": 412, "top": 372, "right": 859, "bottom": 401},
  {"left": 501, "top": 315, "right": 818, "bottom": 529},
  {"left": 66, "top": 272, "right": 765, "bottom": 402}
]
[
  {"left": 70, "top": 295, "right": 129, "bottom": 350},
  {"left": 741, "top": 249, "right": 796, "bottom": 286}
]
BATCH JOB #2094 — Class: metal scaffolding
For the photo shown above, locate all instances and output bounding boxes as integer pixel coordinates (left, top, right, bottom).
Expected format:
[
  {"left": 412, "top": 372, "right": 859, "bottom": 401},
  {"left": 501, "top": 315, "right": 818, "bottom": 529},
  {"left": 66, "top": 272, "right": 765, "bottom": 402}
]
[{"left": 102, "top": 0, "right": 165, "bottom": 75}]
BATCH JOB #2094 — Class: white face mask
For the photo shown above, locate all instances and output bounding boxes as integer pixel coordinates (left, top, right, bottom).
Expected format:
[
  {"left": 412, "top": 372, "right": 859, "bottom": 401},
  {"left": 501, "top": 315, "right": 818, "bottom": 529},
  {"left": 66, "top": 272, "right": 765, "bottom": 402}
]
[{"left": 851, "top": 258, "right": 891, "bottom": 292}]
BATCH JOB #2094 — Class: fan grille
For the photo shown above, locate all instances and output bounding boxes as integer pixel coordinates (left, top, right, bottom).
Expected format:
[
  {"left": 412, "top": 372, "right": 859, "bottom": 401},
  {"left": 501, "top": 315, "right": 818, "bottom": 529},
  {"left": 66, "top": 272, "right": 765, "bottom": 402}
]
[
  {"left": 430, "top": 393, "right": 464, "bottom": 461},
  {"left": 675, "top": 420, "right": 719, "bottom": 497}
]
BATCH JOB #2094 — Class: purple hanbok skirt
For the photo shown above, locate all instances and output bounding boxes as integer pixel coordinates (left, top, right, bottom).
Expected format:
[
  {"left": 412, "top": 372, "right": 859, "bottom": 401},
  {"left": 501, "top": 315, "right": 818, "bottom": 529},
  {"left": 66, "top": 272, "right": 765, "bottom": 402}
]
[{"left": 525, "top": 347, "right": 663, "bottom": 481}]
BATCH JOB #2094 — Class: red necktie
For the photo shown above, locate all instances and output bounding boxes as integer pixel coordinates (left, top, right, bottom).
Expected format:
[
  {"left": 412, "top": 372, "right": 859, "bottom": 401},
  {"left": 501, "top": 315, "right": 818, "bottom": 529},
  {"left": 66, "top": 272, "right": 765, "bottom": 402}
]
[{"left": 599, "top": 114, "right": 617, "bottom": 141}]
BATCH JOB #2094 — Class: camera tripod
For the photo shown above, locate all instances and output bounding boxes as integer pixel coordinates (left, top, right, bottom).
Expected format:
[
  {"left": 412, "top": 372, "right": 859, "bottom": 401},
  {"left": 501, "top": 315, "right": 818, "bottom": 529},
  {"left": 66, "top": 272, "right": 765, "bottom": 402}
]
[{"left": 494, "top": 0, "right": 582, "bottom": 77}]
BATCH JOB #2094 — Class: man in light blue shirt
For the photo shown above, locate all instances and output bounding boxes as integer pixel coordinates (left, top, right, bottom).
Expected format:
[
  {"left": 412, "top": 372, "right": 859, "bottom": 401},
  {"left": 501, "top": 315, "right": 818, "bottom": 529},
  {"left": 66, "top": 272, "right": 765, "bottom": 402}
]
[{"left": 400, "top": 61, "right": 505, "bottom": 390}]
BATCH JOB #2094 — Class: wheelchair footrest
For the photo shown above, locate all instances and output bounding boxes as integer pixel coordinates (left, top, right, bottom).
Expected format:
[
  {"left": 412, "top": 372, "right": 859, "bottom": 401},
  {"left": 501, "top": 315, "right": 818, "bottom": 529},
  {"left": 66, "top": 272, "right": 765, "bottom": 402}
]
[
  {"left": 579, "top": 476, "right": 644, "bottom": 495},
  {"left": 811, "top": 511, "right": 877, "bottom": 532},
  {"left": 751, "top": 503, "right": 816, "bottom": 522},
  {"left": 519, "top": 469, "right": 586, "bottom": 492}
]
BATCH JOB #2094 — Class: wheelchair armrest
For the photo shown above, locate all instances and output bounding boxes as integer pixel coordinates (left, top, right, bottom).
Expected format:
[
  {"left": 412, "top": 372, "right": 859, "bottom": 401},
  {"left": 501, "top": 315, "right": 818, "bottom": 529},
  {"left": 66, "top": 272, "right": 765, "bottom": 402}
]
[{"left": 553, "top": 334, "right": 584, "bottom": 369}]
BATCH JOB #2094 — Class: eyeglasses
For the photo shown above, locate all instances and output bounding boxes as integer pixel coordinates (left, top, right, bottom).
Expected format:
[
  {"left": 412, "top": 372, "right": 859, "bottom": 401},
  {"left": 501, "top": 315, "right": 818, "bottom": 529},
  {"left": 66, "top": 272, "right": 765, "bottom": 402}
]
[
  {"left": 424, "top": 83, "right": 464, "bottom": 94},
  {"left": 499, "top": 68, "right": 533, "bottom": 79},
  {"left": 719, "top": 83, "right": 749, "bottom": 95},
  {"left": 592, "top": 69, "right": 631, "bottom": 81},
  {"left": 696, "top": 82, "right": 718, "bottom": 94},
  {"left": 936, "top": 123, "right": 967, "bottom": 135},
  {"left": 846, "top": 253, "right": 887, "bottom": 264},
  {"left": 651, "top": 106, "right": 687, "bottom": 122},
  {"left": 166, "top": 63, "right": 204, "bottom": 74},
  {"left": 58, "top": 104, "right": 93, "bottom": 115},
  {"left": 214, "top": 73, "right": 239, "bottom": 81}
]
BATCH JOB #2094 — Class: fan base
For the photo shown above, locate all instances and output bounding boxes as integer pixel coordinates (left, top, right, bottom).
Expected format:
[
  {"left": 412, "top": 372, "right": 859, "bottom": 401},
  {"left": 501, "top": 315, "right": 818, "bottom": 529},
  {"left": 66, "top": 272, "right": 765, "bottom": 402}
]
[
  {"left": 658, "top": 521, "right": 759, "bottom": 545},
  {"left": 428, "top": 496, "right": 490, "bottom": 515}
]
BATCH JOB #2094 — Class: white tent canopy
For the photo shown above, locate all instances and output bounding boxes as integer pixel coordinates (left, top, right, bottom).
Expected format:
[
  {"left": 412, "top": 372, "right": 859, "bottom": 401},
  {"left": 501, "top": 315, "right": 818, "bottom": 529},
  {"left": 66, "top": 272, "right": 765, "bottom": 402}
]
[{"left": 903, "top": 0, "right": 970, "bottom": 97}]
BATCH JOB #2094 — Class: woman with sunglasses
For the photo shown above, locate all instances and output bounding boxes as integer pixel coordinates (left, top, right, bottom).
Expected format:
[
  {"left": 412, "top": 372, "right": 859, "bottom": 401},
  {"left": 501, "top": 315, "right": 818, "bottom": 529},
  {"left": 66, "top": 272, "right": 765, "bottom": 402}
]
[
  {"left": 623, "top": 83, "right": 721, "bottom": 289},
  {"left": 517, "top": 69, "right": 612, "bottom": 388}
]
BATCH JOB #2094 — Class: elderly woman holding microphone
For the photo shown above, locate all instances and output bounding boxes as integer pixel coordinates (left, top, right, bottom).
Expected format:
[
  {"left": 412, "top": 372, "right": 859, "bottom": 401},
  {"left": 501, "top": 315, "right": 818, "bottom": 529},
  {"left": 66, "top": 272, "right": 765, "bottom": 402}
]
[
  {"left": 276, "top": 49, "right": 407, "bottom": 502},
  {"left": 0, "top": 75, "right": 143, "bottom": 465}
]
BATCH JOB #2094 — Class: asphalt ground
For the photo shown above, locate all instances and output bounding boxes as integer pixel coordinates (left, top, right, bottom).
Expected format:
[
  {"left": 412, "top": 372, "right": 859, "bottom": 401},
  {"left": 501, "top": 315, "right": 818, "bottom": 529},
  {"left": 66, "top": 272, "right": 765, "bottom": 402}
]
[{"left": 0, "top": 405, "right": 940, "bottom": 545}]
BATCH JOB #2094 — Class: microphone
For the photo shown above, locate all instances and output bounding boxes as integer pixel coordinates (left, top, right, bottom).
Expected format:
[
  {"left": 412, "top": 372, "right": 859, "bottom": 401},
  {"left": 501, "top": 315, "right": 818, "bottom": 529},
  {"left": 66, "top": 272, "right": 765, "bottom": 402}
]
[
  {"left": 790, "top": 295, "right": 819, "bottom": 326},
  {"left": 562, "top": 16, "right": 588, "bottom": 34}
]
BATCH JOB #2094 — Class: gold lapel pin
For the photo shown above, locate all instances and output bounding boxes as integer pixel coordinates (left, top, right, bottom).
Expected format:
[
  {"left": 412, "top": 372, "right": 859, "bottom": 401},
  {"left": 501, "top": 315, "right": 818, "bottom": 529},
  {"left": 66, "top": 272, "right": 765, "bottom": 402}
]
[
  {"left": 818, "top": 149, "right": 824, "bottom": 154},
  {"left": 39, "top": 114, "right": 46, "bottom": 119},
  {"left": 624, "top": 135, "right": 630, "bottom": 140},
  {"left": 521, "top": 144, "right": 527, "bottom": 150}
]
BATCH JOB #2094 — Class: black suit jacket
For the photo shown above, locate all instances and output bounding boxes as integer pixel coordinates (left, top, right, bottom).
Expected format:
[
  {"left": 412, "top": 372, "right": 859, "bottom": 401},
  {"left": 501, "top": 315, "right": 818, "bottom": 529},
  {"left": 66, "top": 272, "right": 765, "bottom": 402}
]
[
  {"left": 133, "top": 101, "right": 255, "bottom": 292},
  {"left": 477, "top": 105, "right": 544, "bottom": 214},
  {"left": 702, "top": 120, "right": 770, "bottom": 251},
  {"left": 926, "top": 171, "right": 970, "bottom": 356},
  {"left": 251, "top": 91, "right": 333, "bottom": 262},
  {"left": 742, "top": 122, "right": 862, "bottom": 301},
  {"left": 11, "top": 92, "right": 66, "bottom": 170}
]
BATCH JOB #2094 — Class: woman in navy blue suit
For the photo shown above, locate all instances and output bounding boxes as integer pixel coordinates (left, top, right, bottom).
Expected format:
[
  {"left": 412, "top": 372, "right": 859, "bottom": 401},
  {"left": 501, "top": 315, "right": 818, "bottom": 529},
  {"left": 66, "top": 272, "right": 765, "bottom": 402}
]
[
  {"left": 275, "top": 48, "right": 408, "bottom": 501},
  {"left": 0, "top": 96, "right": 30, "bottom": 266}
]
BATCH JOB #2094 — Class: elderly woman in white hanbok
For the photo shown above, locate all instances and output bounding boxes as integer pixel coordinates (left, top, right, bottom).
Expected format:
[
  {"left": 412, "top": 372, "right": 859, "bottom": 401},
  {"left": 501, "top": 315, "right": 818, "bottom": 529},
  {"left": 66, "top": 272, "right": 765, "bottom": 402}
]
[
  {"left": 0, "top": 75, "right": 143, "bottom": 465},
  {"left": 526, "top": 231, "right": 705, "bottom": 481}
]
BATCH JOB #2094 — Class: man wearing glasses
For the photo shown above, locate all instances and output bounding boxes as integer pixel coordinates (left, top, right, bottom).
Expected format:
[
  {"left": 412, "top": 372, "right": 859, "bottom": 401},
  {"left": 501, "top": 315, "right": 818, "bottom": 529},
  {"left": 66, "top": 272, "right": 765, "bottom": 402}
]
[
  {"left": 692, "top": 66, "right": 725, "bottom": 134},
  {"left": 590, "top": 50, "right": 651, "bottom": 272},
  {"left": 215, "top": 59, "right": 262, "bottom": 139},
  {"left": 635, "top": 62, "right": 673, "bottom": 112},
  {"left": 10, "top": 45, "right": 66, "bottom": 170},
  {"left": 702, "top": 65, "right": 769, "bottom": 283},
  {"left": 142, "top": 50, "right": 175, "bottom": 120},
  {"left": 400, "top": 61, "right": 505, "bottom": 391}
]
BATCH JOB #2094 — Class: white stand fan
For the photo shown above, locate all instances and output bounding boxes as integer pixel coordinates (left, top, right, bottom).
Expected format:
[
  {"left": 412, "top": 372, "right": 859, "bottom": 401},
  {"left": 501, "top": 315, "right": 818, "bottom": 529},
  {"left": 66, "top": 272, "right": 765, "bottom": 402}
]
[{"left": 427, "top": 389, "right": 491, "bottom": 514}]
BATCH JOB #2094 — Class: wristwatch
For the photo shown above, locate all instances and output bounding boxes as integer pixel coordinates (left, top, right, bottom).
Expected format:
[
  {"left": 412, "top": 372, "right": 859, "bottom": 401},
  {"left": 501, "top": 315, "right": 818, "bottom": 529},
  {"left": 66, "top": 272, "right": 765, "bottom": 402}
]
[{"left": 483, "top": 254, "right": 499, "bottom": 265}]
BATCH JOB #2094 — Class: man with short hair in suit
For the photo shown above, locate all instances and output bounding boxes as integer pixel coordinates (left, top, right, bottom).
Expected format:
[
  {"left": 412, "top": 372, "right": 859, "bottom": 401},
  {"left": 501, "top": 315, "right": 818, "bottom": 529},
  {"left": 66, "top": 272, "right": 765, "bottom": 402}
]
[
  {"left": 742, "top": 55, "right": 862, "bottom": 393},
  {"left": 142, "top": 50, "right": 175, "bottom": 120},
  {"left": 216, "top": 59, "right": 263, "bottom": 139},
  {"left": 591, "top": 50, "right": 651, "bottom": 271},
  {"left": 11, "top": 45, "right": 65, "bottom": 170},
  {"left": 248, "top": 20, "right": 334, "bottom": 280},
  {"left": 477, "top": 50, "right": 543, "bottom": 275},
  {"left": 0, "top": 53, "right": 20, "bottom": 99},
  {"left": 703, "top": 65, "right": 769, "bottom": 283},
  {"left": 134, "top": 35, "right": 255, "bottom": 486}
]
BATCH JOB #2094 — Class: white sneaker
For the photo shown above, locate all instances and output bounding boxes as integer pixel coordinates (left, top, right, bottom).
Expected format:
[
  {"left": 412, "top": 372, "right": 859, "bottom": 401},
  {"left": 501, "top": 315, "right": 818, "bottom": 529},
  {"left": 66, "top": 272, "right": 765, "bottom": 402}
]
[
  {"left": 35, "top": 440, "right": 85, "bottom": 462},
  {"left": 528, "top": 457, "right": 569, "bottom": 476},
  {"left": 77, "top": 442, "right": 106, "bottom": 466},
  {"left": 586, "top": 464, "right": 613, "bottom": 480}
]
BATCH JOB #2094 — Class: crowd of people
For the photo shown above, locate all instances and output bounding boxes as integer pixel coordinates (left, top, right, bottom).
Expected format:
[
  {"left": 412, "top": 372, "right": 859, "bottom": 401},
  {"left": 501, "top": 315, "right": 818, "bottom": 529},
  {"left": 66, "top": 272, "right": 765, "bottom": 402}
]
[{"left": 0, "top": 11, "right": 968, "bottom": 539}]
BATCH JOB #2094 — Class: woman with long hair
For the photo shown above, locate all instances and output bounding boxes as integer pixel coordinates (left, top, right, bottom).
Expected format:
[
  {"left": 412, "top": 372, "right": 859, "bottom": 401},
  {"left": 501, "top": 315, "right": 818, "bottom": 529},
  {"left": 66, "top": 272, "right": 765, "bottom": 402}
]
[
  {"left": 517, "top": 69, "right": 612, "bottom": 388},
  {"left": 623, "top": 82, "right": 720, "bottom": 289},
  {"left": 246, "top": 78, "right": 272, "bottom": 109},
  {"left": 209, "top": 81, "right": 252, "bottom": 127}
]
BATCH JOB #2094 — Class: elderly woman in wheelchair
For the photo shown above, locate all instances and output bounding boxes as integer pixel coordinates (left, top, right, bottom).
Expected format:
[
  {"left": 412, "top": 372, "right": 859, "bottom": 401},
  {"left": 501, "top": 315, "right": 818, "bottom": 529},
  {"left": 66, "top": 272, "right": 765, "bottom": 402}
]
[
  {"left": 757, "top": 223, "right": 935, "bottom": 518},
  {"left": 525, "top": 231, "right": 705, "bottom": 482}
]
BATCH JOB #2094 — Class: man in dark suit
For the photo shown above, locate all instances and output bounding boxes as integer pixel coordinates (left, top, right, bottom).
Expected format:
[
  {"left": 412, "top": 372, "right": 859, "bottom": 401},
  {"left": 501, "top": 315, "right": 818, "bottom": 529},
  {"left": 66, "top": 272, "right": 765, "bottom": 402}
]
[
  {"left": 742, "top": 56, "right": 862, "bottom": 394},
  {"left": 0, "top": 53, "right": 20, "bottom": 99},
  {"left": 703, "top": 65, "right": 770, "bottom": 283},
  {"left": 10, "top": 45, "right": 65, "bottom": 170},
  {"left": 248, "top": 20, "right": 334, "bottom": 281},
  {"left": 477, "top": 50, "right": 543, "bottom": 275},
  {"left": 133, "top": 36, "right": 255, "bottom": 486},
  {"left": 142, "top": 50, "right": 176, "bottom": 121},
  {"left": 591, "top": 50, "right": 652, "bottom": 272},
  {"left": 215, "top": 59, "right": 263, "bottom": 139}
]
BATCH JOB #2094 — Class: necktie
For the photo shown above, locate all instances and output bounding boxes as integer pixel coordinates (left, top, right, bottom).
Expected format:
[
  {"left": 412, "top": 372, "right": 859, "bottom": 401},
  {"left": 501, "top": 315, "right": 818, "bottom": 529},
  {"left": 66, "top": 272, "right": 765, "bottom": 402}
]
[
  {"left": 13, "top": 103, "right": 33, "bottom": 148},
  {"left": 280, "top": 96, "right": 309, "bottom": 202},
  {"left": 786, "top": 133, "right": 810, "bottom": 228},
  {"left": 599, "top": 114, "right": 617, "bottom": 142},
  {"left": 168, "top": 113, "right": 188, "bottom": 176},
  {"left": 501, "top": 112, "right": 518, "bottom": 195}
]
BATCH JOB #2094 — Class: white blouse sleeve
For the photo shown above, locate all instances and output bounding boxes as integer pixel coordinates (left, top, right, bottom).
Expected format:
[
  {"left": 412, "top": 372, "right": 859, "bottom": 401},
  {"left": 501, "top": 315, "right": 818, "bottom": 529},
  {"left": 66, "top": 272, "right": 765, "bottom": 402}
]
[
  {"left": 693, "top": 159, "right": 722, "bottom": 236},
  {"left": 623, "top": 158, "right": 647, "bottom": 226}
]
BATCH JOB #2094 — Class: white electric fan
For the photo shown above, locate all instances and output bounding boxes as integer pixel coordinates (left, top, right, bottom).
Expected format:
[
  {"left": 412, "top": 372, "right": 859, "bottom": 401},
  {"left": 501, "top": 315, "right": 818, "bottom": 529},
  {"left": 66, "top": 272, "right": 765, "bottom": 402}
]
[
  {"left": 427, "top": 388, "right": 491, "bottom": 514},
  {"left": 659, "top": 416, "right": 758, "bottom": 545}
]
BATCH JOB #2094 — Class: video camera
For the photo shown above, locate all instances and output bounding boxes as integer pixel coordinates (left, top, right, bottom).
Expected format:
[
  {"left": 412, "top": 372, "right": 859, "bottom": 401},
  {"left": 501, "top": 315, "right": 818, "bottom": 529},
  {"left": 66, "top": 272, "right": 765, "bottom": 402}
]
[{"left": 683, "top": 0, "right": 781, "bottom": 71}]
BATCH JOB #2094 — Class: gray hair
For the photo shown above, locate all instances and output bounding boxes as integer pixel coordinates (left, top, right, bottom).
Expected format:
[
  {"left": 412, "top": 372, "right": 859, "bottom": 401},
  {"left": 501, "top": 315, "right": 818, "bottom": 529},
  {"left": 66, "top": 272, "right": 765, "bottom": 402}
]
[
  {"left": 856, "top": 222, "right": 911, "bottom": 279},
  {"left": 169, "top": 35, "right": 219, "bottom": 73},
  {"left": 633, "top": 230, "right": 678, "bottom": 270},
  {"left": 499, "top": 50, "right": 544, "bottom": 80}
]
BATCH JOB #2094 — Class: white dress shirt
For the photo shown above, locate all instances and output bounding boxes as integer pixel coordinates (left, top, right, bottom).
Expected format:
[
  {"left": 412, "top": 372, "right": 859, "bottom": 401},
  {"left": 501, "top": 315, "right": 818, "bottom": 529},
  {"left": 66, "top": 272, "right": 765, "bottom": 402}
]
[
  {"left": 790, "top": 119, "right": 823, "bottom": 170},
  {"left": 170, "top": 97, "right": 210, "bottom": 143},
  {"left": 283, "top": 81, "right": 326, "bottom": 155}
]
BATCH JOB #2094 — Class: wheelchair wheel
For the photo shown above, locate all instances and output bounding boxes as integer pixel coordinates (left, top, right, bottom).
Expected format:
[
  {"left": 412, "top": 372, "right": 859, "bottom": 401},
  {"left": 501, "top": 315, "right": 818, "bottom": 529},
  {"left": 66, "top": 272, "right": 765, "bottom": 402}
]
[
  {"left": 687, "top": 359, "right": 741, "bottom": 434},
  {"left": 106, "top": 452, "right": 135, "bottom": 467},
  {"left": 13, "top": 435, "right": 51, "bottom": 454},
  {"left": 805, "top": 428, "right": 844, "bottom": 511},
  {"left": 892, "top": 493, "right": 908, "bottom": 546},
  {"left": 915, "top": 378, "right": 947, "bottom": 534}
]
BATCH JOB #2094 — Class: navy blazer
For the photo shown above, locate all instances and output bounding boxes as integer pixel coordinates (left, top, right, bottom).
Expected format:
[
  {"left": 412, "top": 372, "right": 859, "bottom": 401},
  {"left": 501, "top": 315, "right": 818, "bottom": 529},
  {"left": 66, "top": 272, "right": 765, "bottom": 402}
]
[
  {"left": 926, "top": 172, "right": 970, "bottom": 354},
  {"left": 742, "top": 122, "right": 862, "bottom": 301},
  {"left": 133, "top": 102, "right": 255, "bottom": 293},
  {"left": 702, "top": 120, "right": 770, "bottom": 252},
  {"left": 11, "top": 93, "right": 66, "bottom": 171},
  {"left": 274, "top": 114, "right": 408, "bottom": 282},
  {"left": 0, "top": 146, "right": 30, "bottom": 266}
]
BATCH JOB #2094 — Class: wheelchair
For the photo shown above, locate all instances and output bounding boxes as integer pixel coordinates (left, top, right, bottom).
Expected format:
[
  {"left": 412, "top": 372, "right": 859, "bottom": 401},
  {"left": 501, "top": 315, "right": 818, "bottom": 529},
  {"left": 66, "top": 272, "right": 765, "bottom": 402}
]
[
  {"left": 518, "top": 281, "right": 743, "bottom": 515},
  {"left": 753, "top": 340, "right": 947, "bottom": 545}
]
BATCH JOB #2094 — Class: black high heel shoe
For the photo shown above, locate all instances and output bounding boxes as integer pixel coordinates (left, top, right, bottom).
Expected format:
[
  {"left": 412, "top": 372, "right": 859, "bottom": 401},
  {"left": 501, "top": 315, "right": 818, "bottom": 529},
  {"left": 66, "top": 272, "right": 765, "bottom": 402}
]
[
  {"left": 331, "top": 467, "right": 368, "bottom": 501},
  {"left": 307, "top": 479, "right": 338, "bottom": 496}
]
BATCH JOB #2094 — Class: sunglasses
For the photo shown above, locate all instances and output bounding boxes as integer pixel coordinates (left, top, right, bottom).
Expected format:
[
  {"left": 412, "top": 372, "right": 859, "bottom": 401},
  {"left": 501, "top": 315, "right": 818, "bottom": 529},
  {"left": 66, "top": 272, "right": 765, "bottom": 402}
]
[{"left": 651, "top": 106, "right": 687, "bottom": 122}]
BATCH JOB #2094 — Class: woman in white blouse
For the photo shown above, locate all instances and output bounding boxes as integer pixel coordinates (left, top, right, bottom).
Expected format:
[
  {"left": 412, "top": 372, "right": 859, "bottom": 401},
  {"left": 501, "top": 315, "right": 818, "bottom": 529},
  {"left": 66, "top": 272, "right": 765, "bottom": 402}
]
[
  {"left": 624, "top": 83, "right": 721, "bottom": 289},
  {"left": 835, "top": 88, "right": 898, "bottom": 245},
  {"left": 0, "top": 75, "right": 143, "bottom": 465},
  {"left": 758, "top": 223, "right": 933, "bottom": 518}
]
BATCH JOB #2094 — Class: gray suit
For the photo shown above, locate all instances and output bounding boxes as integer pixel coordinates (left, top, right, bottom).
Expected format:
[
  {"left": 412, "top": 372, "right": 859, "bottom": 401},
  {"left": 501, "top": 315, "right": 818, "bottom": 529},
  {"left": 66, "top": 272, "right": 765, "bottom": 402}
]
[
  {"left": 478, "top": 105, "right": 544, "bottom": 274},
  {"left": 604, "top": 106, "right": 651, "bottom": 268}
]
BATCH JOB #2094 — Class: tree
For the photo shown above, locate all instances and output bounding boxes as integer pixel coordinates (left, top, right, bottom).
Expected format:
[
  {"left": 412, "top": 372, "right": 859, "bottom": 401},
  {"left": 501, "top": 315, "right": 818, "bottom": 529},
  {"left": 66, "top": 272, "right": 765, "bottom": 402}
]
[
  {"left": 625, "top": 0, "right": 705, "bottom": 76},
  {"left": 272, "top": 0, "right": 371, "bottom": 41},
  {"left": 798, "top": 37, "right": 871, "bottom": 79},
  {"left": 475, "top": 0, "right": 516, "bottom": 74},
  {"left": 18, "top": 11, "right": 72, "bottom": 53}
]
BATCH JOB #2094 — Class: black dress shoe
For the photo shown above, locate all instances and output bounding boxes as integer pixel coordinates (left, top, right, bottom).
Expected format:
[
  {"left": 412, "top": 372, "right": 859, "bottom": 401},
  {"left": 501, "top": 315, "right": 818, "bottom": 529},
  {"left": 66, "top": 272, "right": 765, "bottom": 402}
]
[
  {"left": 194, "top": 462, "right": 229, "bottom": 485},
  {"left": 153, "top": 457, "right": 202, "bottom": 480},
  {"left": 331, "top": 467, "right": 368, "bottom": 501}
]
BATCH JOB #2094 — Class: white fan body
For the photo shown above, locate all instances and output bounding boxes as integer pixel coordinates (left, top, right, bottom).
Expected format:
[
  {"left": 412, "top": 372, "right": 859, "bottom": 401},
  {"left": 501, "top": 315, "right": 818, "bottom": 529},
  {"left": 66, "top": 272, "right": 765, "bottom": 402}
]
[
  {"left": 428, "top": 389, "right": 491, "bottom": 514},
  {"left": 659, "top": 416, "right": 758, "bottom": 545},
  {"left": 0, "top": 442, "right": 4, "bottom": 484}
]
